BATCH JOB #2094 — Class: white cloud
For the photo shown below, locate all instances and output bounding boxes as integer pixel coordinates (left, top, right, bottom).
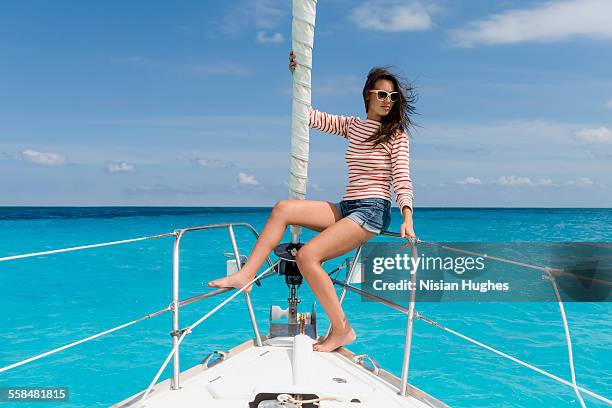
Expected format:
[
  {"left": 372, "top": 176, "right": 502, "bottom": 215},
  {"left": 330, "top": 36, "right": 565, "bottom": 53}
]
[
  {"left": 537, "top": 178, "right": 554, "bottom": 187},
  {"left": 450, "top": 0, "right": 612, "bottom": 47},
  {"left": 250, "top": 0, "right": 286, "bottom": 30},
  {"left": 220, "top": 0, "right": 288, "bottom": 35},
  {"left": 565, "top": 177, "right": 595, "bottom": 186},
  {"left": 107, "top": 161, "right": 135, "bottom": 173},
  {"left": 238, "top": 172, "right": 258, "bottom": 185},
  {"left": 457, "top": 176, "right": 481, "bottom": 186},
  {"left": 605, "top": 98, "right": 612, "bottom": 109},
  {"left": 498, "top": 176, "right": 532, "bottom": 186},
  {"left": 449, "top": 176, "right": 597, "bottom": 189},
  {"left": 256, "top": 31, "right": 284, "bottom": 43},
  {"left": 21, "top": 149, "right": 66, "bottom": 166},
  {"left": 419, "top": 119, "right": 612, "bottom": 163},
  {"left": 573, "top": 126, "right": 612, "bottom": 144},
  {"left": 497, "top": 176, "right": 555, "bottom": 187},
  {"left": 350, "top": 1, "right": 436, "bottom": 32},
  {"left": 193, "top": 158, "right": 235, "bottom": 168}
]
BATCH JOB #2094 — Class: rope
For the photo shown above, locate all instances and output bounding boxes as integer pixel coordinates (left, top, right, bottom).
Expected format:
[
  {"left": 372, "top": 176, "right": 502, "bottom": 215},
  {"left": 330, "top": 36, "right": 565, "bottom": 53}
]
[
  {"left": 136, "top": 261, "right": 280, "bottom": 408},
  {"left": 547, "top": 269, "right": 587, "bottom": 408},
  {"left": 277, "top": 393, "right": 338, "bottom": 406},
  {"left": 414, "top": 240, "right": 611, "bottom": 286},
  {"left": 327, "top": 263, "right": 346, "bottom": 277},
  {"left": 416, "top": 239, "right": 555, "bottom": 273},
  {"left": 0, "top": 232, "right": 175, "bottom": 262}
]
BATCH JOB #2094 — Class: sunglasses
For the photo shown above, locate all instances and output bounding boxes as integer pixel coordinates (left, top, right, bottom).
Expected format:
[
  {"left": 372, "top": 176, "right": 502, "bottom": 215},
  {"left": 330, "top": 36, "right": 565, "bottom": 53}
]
[{"left": 369, "top": 90, "right": 399, "bottom": 102}]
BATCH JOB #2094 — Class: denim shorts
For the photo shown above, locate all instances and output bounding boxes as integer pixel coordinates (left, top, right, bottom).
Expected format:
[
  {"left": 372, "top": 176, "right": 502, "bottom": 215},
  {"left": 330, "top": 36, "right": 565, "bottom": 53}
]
[{"left": 333, "top": 197, "right": 391, "bottom": 235}]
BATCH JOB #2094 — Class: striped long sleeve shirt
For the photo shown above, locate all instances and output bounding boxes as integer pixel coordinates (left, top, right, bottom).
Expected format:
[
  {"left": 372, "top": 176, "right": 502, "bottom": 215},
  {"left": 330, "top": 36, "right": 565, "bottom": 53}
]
[{"left": 309, "top": 107, "right": 414, "bottom": 213}]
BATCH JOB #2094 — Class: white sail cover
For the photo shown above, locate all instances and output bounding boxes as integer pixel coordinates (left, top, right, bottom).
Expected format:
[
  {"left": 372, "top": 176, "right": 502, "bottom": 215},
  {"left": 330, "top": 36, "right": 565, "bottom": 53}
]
[{"left": 289, "top": 0, "right": 317, "bottom": 243}]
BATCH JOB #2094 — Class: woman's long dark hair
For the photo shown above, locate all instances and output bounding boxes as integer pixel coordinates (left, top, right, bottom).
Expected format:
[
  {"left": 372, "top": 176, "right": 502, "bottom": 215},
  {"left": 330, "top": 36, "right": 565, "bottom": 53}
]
[{"left": 361, "top": 67, "right": 417, "bottom": 146}]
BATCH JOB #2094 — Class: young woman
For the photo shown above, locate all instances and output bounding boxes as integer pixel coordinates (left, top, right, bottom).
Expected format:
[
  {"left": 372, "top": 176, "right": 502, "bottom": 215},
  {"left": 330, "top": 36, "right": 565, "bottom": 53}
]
[{"left": 208, "top": 50, "right": 417, "bottom": 352}]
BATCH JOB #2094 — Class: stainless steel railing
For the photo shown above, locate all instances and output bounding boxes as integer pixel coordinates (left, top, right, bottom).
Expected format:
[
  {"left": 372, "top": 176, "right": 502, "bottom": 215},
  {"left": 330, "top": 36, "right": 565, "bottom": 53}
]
[
  {"left": 330, "top": 230, "right": 611, "bottom": 406},
  {"left": 333, "top": 230, "right": 419, "bottom": 398},
  {"left": 1, "top": 225, "right": 610, "bottom": 407},
  {"left": 167, "top": 222, "right": 276, "bottom": 389},
  {"left": 0, "top": 222, "right": 276, "bottom": 387}
]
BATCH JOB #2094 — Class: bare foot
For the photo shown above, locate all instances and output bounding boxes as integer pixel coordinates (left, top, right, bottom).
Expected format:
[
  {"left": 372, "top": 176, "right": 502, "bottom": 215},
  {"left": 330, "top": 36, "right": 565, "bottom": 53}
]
[
  {"left": 313, "top": 332, "right": 328, "bottom": 347},
  {"left": 208, "top": 271, "right": 255, "bottom": 293},
  {"left": 313, "top": 325, "right": 356, "bottom": 352},
  {"left": 313, "top": 327, "right": 336, "bottom": 346}
]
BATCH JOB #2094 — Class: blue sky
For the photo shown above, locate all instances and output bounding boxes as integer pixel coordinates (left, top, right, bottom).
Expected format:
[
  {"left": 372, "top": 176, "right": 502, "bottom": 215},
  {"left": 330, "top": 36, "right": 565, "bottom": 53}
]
[{"left": 1, "top": 0, "right": 611, "bottom": 207}]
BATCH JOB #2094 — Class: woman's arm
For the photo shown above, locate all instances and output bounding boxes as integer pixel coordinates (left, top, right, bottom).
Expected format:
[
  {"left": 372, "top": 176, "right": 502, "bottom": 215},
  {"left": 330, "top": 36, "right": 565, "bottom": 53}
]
[
  {"left": 308, "top": 106, "right": 355, "bottom": 139},
  {"left": 391, "top": 132, "right": 416, "bottom": 240}
]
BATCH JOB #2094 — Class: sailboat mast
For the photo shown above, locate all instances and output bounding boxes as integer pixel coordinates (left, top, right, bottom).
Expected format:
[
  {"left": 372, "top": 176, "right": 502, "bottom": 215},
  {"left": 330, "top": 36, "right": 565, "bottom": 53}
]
[{"left": 288, "top": 0, "right": 317, "bottom": 244}]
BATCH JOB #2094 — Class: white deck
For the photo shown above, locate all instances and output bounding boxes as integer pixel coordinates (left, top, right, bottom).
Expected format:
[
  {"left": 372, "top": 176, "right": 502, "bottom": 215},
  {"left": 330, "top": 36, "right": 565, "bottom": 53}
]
[{"left": 113, "top": 335, "right": 447, "bottom": 408}]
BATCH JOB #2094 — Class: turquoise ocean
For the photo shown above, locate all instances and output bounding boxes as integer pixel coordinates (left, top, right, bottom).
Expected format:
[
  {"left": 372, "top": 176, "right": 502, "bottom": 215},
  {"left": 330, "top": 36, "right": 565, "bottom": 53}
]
[{"left": 0, "top": 207, "right": 610, "bottom": 407}]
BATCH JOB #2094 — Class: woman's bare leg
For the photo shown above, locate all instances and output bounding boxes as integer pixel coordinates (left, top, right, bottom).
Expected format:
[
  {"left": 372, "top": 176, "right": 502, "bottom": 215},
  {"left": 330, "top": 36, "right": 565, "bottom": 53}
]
[
  {"left": 295, "top": 218, "right": 375, "bottom": 352},
  {"left": 208, "top": 199, "right": 341, "bottom": 292}
]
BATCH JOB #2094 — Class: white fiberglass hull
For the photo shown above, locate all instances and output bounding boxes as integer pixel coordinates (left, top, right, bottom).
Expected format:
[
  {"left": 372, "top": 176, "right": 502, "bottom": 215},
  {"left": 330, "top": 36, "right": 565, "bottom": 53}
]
[{"left": 113, "top": 335, "right": 447, "bottom": 408}]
